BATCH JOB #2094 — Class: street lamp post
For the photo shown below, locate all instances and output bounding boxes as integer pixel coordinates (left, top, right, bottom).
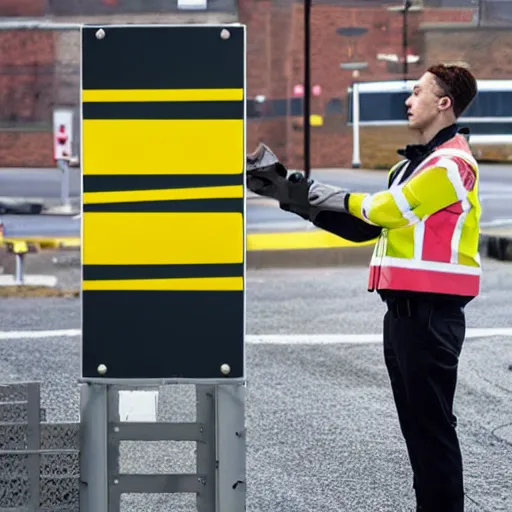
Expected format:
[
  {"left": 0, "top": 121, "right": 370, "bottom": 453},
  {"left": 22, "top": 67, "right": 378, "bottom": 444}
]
[
  {"left": 304, "top": 0, "right": 311, "bottom": 178},
  {"left": 402, "top": 0, "right": 412, "bottom": 81}
]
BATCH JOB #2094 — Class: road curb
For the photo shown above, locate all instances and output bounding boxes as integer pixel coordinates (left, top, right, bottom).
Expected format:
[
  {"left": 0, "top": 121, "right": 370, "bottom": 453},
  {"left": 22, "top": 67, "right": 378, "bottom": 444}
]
[
  {"left": 245, "top": 228, "right": 376, "bottom": 268},
  {"left": 246, "top": 244, "right": 375, "bottom": 268},
  {"left": 480, "top": 228, "right": 512, "bottom": 261},
  {"left": 3, "top": 229, "right": 512, "bottom": 270},
  {"left": 0, "top": 197, "right": 43, "bottom": 215}
]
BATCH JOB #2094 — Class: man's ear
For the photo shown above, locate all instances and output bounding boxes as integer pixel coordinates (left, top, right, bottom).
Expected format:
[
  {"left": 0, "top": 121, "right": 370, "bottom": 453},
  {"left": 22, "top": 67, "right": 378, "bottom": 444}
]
[{"left": 438, "top": 96, "right": 452, "bottom": 112}]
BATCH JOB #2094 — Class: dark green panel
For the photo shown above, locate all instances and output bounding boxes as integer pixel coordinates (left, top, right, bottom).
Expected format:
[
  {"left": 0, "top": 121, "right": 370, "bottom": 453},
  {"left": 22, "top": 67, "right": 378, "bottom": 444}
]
[
  {"left": 82, "top": 291, "right": 244, "bottom": 379},
  {"left": 83, "top": 174, "right": 243, "bottom": 193},
  {"left": 82, "top": 101, "right": 244, "bottom": 120},
  {"left": 83, "top": 263, "right": 243, "bottom": 281},
  {"left": 83, "top": 198, "right": 243, "bottom": 213},
  {"left": 82, "top": 25, "right": 244, "bottom": 90}
]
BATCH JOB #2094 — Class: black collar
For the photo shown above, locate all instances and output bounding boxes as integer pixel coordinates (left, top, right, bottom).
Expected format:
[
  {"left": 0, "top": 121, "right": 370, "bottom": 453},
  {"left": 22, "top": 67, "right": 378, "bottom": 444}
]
[{"left": 397, "top": 124, "right": 469, "bottom": 161}]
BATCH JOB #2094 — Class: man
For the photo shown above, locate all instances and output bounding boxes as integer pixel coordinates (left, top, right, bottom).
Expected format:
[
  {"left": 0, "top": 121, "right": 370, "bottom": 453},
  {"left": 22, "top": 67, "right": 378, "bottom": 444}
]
[{"left": 246, "top": 64, "right": 481, "bottom": 512}]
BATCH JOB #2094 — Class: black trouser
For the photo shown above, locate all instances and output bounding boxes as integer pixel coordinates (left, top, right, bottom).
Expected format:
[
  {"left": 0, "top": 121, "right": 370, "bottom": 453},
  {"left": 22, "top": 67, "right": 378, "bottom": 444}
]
[{"left": 383, "top": 295, "right": 466, "bottom": 512}]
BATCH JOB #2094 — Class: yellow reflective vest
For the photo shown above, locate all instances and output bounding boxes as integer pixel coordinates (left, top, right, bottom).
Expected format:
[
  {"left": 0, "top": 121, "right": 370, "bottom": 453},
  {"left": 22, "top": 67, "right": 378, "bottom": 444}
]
[{"left": 347, "top": 133, "right": 481, "bottom": 297}]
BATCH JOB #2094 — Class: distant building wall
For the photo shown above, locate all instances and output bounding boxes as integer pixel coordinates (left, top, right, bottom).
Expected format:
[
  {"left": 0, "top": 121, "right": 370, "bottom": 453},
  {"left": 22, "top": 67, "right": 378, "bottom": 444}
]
[
  {"left": 0, "top": 0, "right": 238, "bottom": 167},
  {"left": 2, "top": 0, "right": 512, "bottom": 168}
]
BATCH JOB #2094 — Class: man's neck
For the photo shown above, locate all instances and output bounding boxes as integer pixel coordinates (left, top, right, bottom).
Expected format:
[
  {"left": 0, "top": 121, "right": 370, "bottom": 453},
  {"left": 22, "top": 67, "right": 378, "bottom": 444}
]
[{"left": 415, "top": 118, "right": 456, "bottom": 145}]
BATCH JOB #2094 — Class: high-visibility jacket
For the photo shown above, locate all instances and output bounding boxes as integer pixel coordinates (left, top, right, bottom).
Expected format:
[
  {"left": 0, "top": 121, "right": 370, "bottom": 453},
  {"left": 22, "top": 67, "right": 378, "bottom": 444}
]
[{"left": 347, "top": 133, "right": 481, "bottom": 297}]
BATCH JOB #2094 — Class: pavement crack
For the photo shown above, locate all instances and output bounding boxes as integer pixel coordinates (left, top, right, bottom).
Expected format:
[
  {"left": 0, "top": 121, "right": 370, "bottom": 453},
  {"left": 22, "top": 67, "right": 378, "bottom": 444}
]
[
  {"left": 465, "top": 491, "right": 495, "bottom": 512},
  {"left": 490, "top": 421, "right": 512, "bottom": 446},
  {"left": 477, "top": 374, "right": 512, "bottom": 395}
]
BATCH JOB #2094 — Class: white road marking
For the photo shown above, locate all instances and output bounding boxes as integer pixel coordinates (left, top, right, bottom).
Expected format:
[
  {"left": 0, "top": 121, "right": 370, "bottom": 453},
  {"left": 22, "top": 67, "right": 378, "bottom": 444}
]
[
  {"left": 481, "top": 218, "right": 512, "bottom": 228},
  {"left": 1, "top": 327, "right": 509, "bottom": 422},
  {"left": 249, "top": 328, "right": 512, "bottom": 344},
  {"left": 0, "top": 329, "right": 81, "bottom": 340},
  {"left": 249, "top": 334, "right": 382, "bottom": 344},
  {"left": 0, "top": 328, "right": 512, "bottom": 344}
]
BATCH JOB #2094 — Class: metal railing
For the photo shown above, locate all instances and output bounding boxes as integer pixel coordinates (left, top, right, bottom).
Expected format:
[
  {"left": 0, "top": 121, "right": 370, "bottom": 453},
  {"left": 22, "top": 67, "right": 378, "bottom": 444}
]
[
  {"left": 0, "top": 380, "right": 246, "bottom": 511},
  {"left": 0, "top": 382, "right": 80, "bottom": 511}
]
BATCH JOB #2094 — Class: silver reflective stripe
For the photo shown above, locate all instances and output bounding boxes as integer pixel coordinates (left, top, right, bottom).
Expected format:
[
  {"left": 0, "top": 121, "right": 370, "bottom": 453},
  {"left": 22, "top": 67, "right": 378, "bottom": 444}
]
[
  {"left": 414, "top": 220, "right": 425, "bottom": 260},
  {"left": 361, "top": 194, "right": 374, "bottom": 222},
  {"left": 451, "top": 199, "right": 470, "bottom": 264},
  {"left": 433, "top": 148, "right": 478, "bottom": 170},
  {"left": 439, "top": 157, "right": 468, "bottom": 201},
  {"left": 378, "top": 255, "right": 481, "bottom": 275},
  {"left": 390, "top": 186, "right": 420, "bottom": 225}
]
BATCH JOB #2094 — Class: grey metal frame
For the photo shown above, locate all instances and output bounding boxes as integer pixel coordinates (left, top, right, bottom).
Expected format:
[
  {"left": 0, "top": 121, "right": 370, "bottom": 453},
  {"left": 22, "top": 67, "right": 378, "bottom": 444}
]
[
  {"left": 0, "top": 381, "right": 246, "bottom": 511},
  {"left": 78, "top": 381, "right": 246, "bottom": 512}
]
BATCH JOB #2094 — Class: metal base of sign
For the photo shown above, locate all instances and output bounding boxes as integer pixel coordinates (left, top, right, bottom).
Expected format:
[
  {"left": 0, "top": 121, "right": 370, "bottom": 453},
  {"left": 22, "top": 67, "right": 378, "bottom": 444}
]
[
  {"left": 79, "top": 377, "right": 245, "bottom": 386},
  {"left": 78, "top": 381, "right": 246, "bottom": 512},
  {"left": 79, "top": 383, "right": 109, "bottom": 512},
  {"left": 215, "top": 384, "right": 246, "bottom": 511}
]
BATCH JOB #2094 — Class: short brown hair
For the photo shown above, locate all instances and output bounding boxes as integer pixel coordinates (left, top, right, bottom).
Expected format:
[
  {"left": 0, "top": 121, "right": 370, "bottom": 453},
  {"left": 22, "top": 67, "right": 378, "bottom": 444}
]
[{"left": 427, "top": 63, "right": 477, "bottom": 118}]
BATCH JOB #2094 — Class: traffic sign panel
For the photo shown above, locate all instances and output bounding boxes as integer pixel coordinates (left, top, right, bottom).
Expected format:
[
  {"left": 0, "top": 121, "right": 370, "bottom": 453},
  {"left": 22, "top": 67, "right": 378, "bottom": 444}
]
[{"left": 80, "top": 24, "right": 246, "bottom": 381}]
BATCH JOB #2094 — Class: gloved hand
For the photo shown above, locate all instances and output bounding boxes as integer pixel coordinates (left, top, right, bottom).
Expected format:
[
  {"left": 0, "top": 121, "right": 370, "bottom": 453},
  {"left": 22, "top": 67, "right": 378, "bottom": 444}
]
[
  {"left": 279, "top": 171, "right": 315, "bottom": 220},
  {"left": 308, "top": 182, "right": 350, "bottom": 212},
  {"left": 246, "top": 143, "right": 316, "bottom": 216},
  {"left": 246, "top": 143, "right": 289, "bottom": 202},
  {"left": 246, "top": 143, "right": 350, "bottom": 219}
]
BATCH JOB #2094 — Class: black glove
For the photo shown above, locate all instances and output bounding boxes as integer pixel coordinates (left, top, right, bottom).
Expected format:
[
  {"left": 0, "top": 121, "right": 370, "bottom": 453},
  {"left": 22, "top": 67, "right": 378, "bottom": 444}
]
[
  {"left": 246, "top": 143, "right": 289, "bottom": 202},
  {"left": 279, "top": 172, "right": 314, "bottom": 220},
  {"left": 246, "top": 144, "right": 381, "bottom": 242},
  {"left": 281, "top": 173, "right": 381, "bottom": 242},
  {"left": 245, "top": 144, "right": 315, "bottom": 220},
  {"left": 246, "top": 144, "right": 314, "bottom": 209}
]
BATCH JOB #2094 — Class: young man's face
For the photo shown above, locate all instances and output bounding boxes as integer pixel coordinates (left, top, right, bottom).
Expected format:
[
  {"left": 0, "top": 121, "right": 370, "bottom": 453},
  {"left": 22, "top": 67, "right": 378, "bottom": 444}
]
[{"left": 405, "top": 71, "right": 449, "bottom": 131}]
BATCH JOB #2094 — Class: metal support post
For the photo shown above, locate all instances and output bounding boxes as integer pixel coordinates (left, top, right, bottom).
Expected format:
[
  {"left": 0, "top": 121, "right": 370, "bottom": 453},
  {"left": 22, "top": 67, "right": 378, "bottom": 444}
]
[
  {"left": 196, "top": 385, "right": 216, "bottom": 512},
  {"left": 215, "top": 384, "right": 246, "bottom": 512},
  {"left": 304, "top": 0, "right": 312, "bottom": 179},
  {"left": 351, "top": 82, "right": 361, "bottom": 168},
  {"left": 57, "top": 158, "right": 71, "bottom": 211},
  {"left": 15, "top": 252, "right": 24, "bottom": 285},
  {"left": 107, "top": 386, "right": 121, "bottom": 512},
  {"left": 26, "top": 382, "right": 41, "bottom": 511},
  {"left": 79, "top": 383, "right": 109, "bottom": 512},
  {"left": 402, "top": 0, "right": 412, "bottom": 81}
]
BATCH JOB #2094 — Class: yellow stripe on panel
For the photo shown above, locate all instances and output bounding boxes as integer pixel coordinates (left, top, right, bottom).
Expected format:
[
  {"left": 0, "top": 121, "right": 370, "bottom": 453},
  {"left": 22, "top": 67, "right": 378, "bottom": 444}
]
[
  {"left": 82, "top": 212, "right": 243, "bottom": 265},
  {"left": 82, "top": 277, "right": 243, "bottom": 291},
  {"left": 82, "top": 119, "right": 243, "bottom": 175},
  {"left": 83, "top": 185, "right": 244, "bottom": 205},
  {"left": 82, "top": 88, "right": 244, "bottom": 102}
]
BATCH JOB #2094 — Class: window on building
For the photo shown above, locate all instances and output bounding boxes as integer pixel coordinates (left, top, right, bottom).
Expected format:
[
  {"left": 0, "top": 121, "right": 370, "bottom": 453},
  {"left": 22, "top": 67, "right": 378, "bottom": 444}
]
[
  {"left": 482, "top": 0, "right": 512, "bottom": 24},
  {"left": 464, "top": 90, "right": 512, "bottom": 117},
  {"left": 346, "top": 91, "right": 409, "bottom": 123},
  {"left": 325, "top": 98, "right": 344, "bottom": 115}
]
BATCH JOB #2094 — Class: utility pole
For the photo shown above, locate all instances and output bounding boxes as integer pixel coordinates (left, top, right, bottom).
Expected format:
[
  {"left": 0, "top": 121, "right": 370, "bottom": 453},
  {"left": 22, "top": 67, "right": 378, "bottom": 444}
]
[
  {"left": 402, "top": 0, "right": 412, "bottom": 81},
  {"left": 304, "top": 0, "right": 311, "bottom": 178}
]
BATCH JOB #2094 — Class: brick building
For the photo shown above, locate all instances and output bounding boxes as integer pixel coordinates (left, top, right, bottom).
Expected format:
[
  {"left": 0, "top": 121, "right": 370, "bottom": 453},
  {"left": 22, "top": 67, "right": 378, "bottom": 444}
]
[
  {"left": 0, "top": 0, "right": 238, "bottom": 167},
  {"left": 240, "top": 0, "right": 512, "bottom": 169},
  {"left": 0, "top": 0, "right": 511, "bottom": 168}
]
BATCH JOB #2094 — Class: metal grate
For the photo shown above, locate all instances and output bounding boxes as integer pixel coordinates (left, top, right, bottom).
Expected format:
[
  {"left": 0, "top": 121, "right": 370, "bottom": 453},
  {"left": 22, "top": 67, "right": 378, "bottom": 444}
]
[{"left": 0, "top": 382, "right": 80, "bottom": 512}]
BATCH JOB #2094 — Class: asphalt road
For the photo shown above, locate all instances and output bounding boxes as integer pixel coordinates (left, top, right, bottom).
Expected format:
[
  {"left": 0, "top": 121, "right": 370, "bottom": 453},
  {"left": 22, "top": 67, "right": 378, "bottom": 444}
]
[
  {"left": 1, "top": 164, "right": 512, "bottom": 238},
  {"left": 0, "top": 167, "right": 81, "bottom": 199},
  {"left": 1, "top": 256, "right": 511, "bottom": 511}
]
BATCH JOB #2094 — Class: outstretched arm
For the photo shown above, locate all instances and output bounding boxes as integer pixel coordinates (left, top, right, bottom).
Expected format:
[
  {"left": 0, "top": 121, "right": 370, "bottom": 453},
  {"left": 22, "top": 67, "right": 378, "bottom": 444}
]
[{"left": 310, "top": 156, "right": 476, "bottom": 229}]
